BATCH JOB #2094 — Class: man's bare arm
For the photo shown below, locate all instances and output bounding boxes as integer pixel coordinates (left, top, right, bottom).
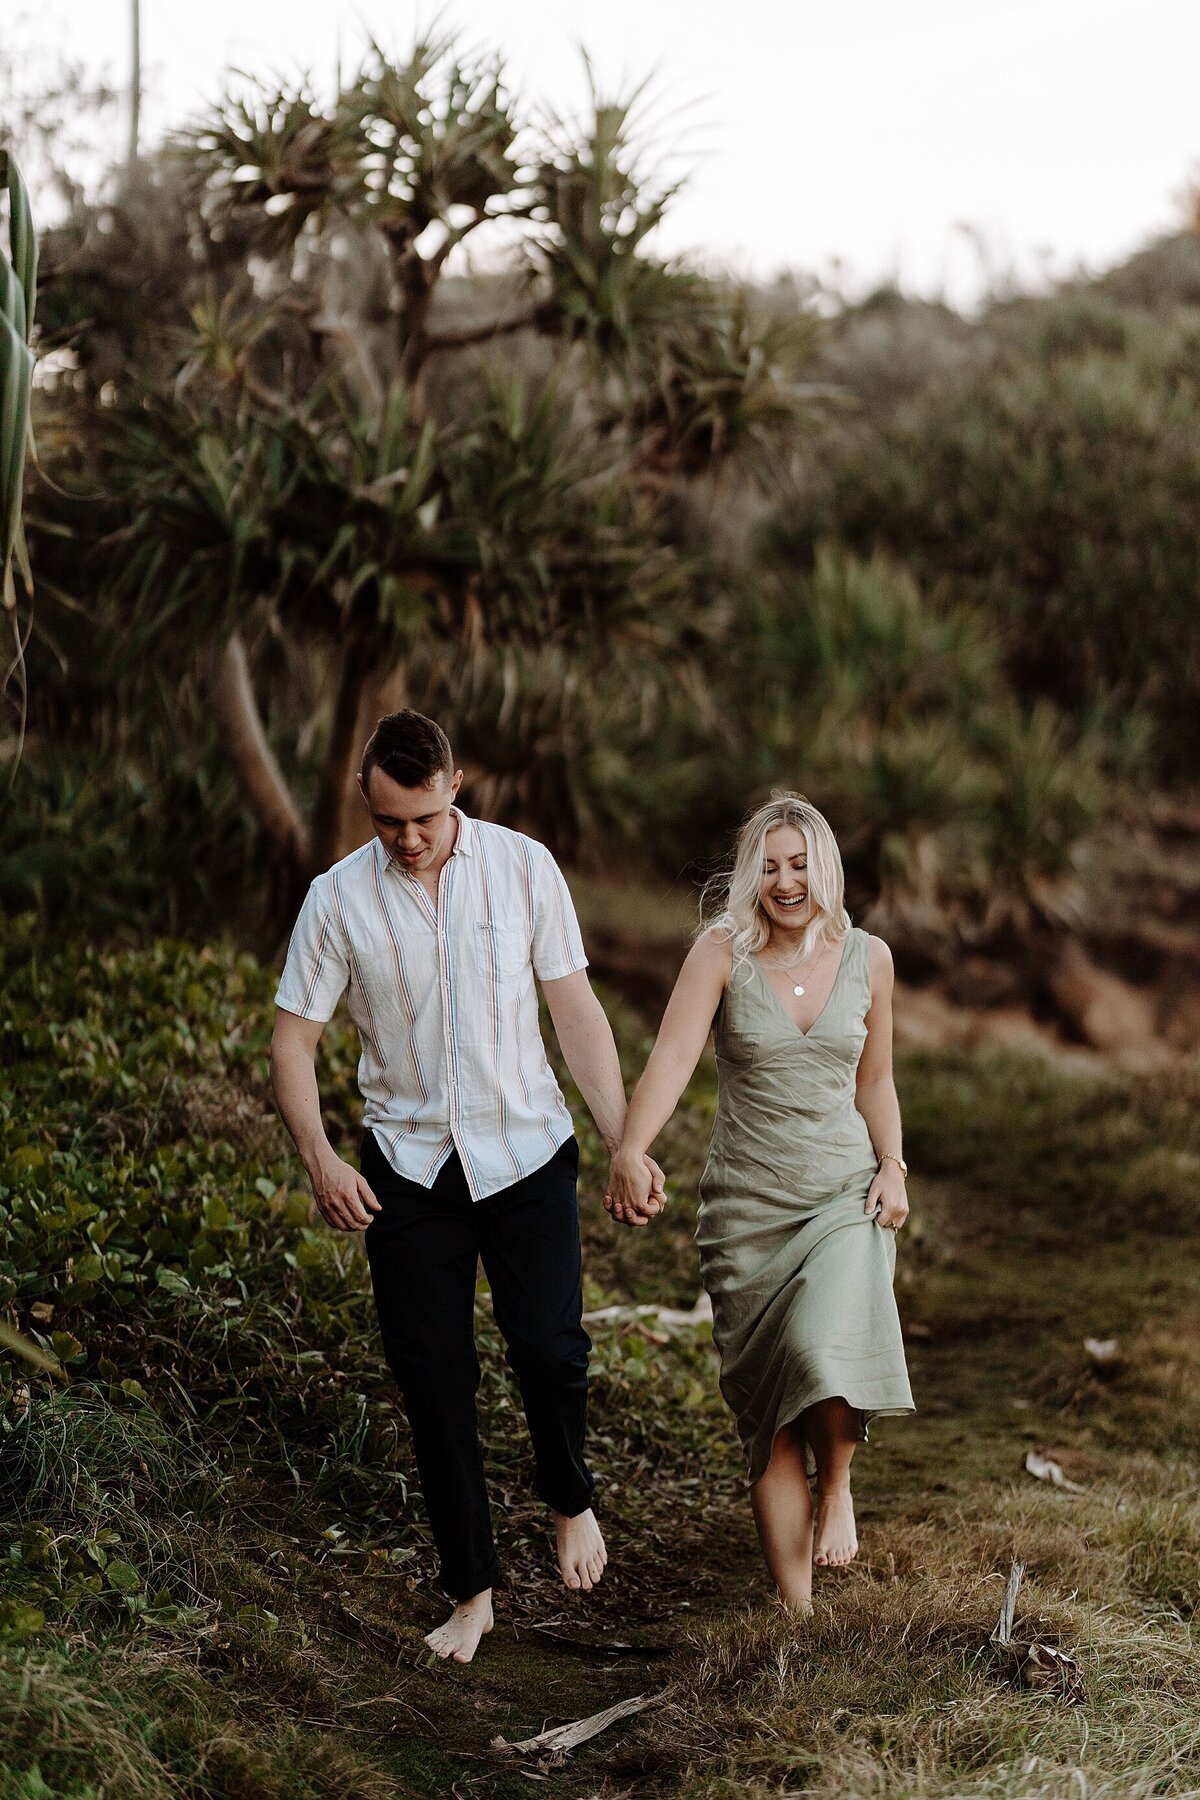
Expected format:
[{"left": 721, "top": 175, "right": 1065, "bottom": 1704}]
[
  {"left": 540, "top": 971, "right": 627, "bottom": 1153},
  {"left": 540, "top": 970, "right": 666, "bottom": 1216},
  {"left": 270, "top": 1008, "right": 380, "bottom": 1231}
]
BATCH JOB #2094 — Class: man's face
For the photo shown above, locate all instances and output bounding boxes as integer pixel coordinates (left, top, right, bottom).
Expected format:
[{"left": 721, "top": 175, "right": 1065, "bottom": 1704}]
[{"left": 358, "top": 766, "right": 463, "bottom": 873}]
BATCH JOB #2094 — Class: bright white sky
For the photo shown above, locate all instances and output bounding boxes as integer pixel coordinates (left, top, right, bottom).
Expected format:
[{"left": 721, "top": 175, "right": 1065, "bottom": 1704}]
[{"left": 10, "top": 0, "right": 1200, "bottom": 306}]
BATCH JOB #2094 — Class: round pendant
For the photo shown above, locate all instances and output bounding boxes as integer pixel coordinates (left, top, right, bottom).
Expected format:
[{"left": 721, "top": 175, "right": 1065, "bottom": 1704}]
[{"left": 793, "top": 984, "right": 805, "bottom": 997}]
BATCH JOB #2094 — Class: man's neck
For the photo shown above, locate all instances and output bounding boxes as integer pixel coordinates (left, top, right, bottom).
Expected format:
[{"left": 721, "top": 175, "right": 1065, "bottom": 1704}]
[{"left": 412, "top": 808, "right": 460, "bottom": 902}]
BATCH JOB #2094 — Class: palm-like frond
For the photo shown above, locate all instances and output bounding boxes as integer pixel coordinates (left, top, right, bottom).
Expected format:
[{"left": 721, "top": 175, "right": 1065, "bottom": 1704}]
[
  {"left": 529, "top": 70, "right": 699, "bottom": 360},
  {"left": 102, "top": 358, "right": 680, "bottom": 662},
  {"left": 179, "top": 36, "right": 526, "bottom": 261},
  {"left": 630, "top": 294, "right": 834, "bottom": 478},
  {"left": 341, "top": 36, "right": 526, "bottom": 244},
  {"left": 178, "top": 79, "right": 355, "bottom": 251},
  {"left": 438, "top": 373, "right": 685, "bottom": 650}
]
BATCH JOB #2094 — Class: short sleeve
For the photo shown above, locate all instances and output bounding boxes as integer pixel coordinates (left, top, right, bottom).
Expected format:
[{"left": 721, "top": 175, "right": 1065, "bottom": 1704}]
[
  {"left": 531, "top": 849, "right": 588, "bottom": 981},
  {"left": 274, "top": 880, "right": 351, "bottom": 1021}
]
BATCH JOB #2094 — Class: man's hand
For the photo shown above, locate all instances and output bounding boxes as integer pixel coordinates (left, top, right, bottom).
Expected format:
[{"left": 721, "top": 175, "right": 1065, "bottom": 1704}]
[
  {"left": 308, "top": 1151, "right": 381, "bottom": 1232},
  {"left": 604, "top": 1150, "right": 665, "bottom": 1229}
]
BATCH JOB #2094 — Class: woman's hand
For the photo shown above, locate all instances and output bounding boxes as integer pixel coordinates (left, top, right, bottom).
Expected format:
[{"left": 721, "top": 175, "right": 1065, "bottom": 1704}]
[
  {"left": 604, "top": 1149, "right": 661, "bottom": 1229},
  {"left": 865, "top": 1161, "right": 909, "bottom": 1232}
]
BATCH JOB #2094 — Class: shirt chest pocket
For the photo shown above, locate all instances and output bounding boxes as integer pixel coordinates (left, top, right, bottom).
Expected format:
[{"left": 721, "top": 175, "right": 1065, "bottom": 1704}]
[{"left": 473, "top": 922, "right": 530, "bottom": 983}]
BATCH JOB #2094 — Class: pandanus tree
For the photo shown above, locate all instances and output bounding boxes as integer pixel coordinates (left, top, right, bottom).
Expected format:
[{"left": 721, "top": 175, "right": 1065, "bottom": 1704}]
[{"left": 83, "top": 34, "right": 823, "bottom": 920}]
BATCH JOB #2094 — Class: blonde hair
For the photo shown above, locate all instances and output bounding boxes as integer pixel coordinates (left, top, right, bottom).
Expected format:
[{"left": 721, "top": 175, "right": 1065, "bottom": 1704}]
[{"left": 700, "top": 792, "right": 851, "bottom": 969}]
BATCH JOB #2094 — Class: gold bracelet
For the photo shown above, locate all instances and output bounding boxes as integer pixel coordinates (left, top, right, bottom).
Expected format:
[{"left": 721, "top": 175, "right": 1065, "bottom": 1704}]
[{"left": 879, "top": 1152, "right": 908, "bottom": 1178}]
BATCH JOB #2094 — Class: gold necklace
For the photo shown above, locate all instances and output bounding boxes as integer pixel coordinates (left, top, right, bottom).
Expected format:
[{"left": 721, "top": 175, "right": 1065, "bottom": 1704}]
[{"left": 760, "top": 940, "right": 823, "bottom": 998}]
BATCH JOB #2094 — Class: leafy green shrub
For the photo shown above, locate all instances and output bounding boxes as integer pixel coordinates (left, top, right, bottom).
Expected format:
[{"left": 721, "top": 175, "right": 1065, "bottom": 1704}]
[
  {"left": 714, "top": 551, "right": 1116, "bottom": 941},
  {"left": 0, "top": 744, "right": 264, "bottom": 939},
  {"left": 798, "top": 333, "right": 1200, "bottom": 769},
  {"left": 0, "top": 929, "right": 402, "bottom": 1505}
]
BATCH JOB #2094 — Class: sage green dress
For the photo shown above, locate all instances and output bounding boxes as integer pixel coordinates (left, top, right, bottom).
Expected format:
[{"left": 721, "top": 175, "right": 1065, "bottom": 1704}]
[{"left": 697, "top": 926, "right": 914, "bottom": 1484}]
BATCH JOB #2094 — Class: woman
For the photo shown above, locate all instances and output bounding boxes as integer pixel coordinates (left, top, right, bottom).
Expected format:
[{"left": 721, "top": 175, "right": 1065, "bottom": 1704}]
[{"left": 606, "top": 794, "right": 914, "bottom": 1612}]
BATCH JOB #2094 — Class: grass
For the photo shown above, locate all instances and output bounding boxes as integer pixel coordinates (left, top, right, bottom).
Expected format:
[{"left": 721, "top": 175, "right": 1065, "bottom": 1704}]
[{"left": 3, "top": 930, "right": 1200, "bottom": 1795}]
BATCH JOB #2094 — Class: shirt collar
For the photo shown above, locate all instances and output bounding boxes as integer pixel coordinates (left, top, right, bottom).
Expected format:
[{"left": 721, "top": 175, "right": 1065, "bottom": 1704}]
[
  {"left": 376, "top": 806, "right": 473, "bottom": 877},
  {"left": 449, "top": 807, "right": 474, "bottom": 857}
]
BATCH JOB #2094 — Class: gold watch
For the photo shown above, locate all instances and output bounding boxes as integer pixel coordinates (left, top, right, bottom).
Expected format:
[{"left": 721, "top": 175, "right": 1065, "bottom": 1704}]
[{"left": 879, "top": 1152, "right": 908, "bottom": 1178}]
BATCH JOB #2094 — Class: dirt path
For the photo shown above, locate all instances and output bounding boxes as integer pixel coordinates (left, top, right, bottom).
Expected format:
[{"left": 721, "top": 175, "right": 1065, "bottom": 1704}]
[{"left": 367, "top": 1056, "right": 1200, "bottom": 1795}]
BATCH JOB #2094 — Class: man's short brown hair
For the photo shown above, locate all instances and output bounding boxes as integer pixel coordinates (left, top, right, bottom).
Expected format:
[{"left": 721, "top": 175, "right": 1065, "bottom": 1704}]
[{"left": 360, "top": 710, "right": 454, "bottom": 790}]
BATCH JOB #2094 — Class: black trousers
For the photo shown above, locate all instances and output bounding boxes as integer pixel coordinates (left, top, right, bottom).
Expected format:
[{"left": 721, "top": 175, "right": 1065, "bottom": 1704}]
[{"left": 360, "top": 1130, "right": 594, "bottom": 1600}]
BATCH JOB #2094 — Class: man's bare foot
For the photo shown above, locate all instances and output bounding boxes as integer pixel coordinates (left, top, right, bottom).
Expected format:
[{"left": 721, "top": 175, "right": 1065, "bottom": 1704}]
[
  {"left": 553, "top": 1508, "right": 607, "bottom": 1592},
  {"left": 424, "top": 1590, "right": 494, "bottom": 1662},
  {"left": 812, "top": 1489, "right": 858, "bottom": 1567}
]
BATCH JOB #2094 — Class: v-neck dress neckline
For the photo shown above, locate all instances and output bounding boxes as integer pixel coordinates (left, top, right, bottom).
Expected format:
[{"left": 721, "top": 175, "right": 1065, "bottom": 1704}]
[{"left": 750, "top": 935, "right": 852, "bottom": 1039}]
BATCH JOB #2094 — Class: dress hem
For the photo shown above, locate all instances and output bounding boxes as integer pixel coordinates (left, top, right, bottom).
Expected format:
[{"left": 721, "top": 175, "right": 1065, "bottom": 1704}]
[{"left": 743, "top": 1391, "right": 916, "bottom": 1487}]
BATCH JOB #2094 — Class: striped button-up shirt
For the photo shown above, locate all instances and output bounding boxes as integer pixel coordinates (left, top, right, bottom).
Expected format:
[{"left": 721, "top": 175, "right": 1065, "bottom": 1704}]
[{"left": 275, "top": 810, "right": 588, "bottom": 1200}]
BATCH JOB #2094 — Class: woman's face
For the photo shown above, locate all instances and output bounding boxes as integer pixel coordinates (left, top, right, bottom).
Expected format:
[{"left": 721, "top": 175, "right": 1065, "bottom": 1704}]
[{"left": 759, "top": 825, "right": 813, "bottom": 936}]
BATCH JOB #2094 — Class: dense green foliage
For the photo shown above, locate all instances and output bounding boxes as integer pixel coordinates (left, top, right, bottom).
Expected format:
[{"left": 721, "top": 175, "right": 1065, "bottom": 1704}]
[
  {"left": 5, "top": 31, "right": 1194, "bottom": 957},
  {"left": 799, "top": 291, "right": 1200, "bottom": 769}
]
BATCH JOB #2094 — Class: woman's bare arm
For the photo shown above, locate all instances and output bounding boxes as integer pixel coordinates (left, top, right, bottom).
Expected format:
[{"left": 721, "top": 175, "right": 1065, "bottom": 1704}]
[
  {"left": 855, "top": 937, "right": 909, "bottom": 1230},
  {"left": 606, "top": 931, "right": 731, "bottom": 1224}
]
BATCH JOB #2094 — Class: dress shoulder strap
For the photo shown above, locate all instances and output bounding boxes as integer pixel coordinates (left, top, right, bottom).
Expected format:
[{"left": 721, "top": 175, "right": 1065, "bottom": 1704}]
[{"left": 847, "top": 924, "right": 874, "bottom": 997}]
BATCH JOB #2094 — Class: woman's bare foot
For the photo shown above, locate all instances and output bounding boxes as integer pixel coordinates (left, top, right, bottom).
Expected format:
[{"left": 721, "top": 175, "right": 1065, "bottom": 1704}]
[
  {"left": 812, "top": 1488, "right": 858, "bottom": 1567},
  {"left": 424, "top": 1590, "right": 494, "bottom": 1662},
  {"left": 553, "top": 1508, "right": 607, "bottom": 1591},
  {"left": 750, "top": 1425, "right": 815, "bottom": 1611}
]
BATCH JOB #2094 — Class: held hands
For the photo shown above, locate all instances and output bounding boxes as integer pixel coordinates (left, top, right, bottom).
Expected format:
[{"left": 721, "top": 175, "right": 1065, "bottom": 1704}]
[
  {"left": 865, "top": 1161, "right": 909, "bottom": 1232},
  {"left": 308, "top": 1148, "right": 382, "bottom": 1232},
  {"left": 604, "top": 1150, "right": 667, "bottom": 1229}
]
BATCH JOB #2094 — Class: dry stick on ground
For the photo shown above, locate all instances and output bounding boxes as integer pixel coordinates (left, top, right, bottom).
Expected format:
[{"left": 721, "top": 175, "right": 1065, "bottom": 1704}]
[
  {"left": 992, "top": 1560, "right": 1025, "bottom": 1647},
  {"left": 1024, "top": 1449, "right": 1088, "bottom": 1494},
  {"left": 581, "top": 1295, "right": 713, "bottom": 1331},
  {"left": 491, "top": 1688, "right": 668, "bottom": 1760},
  {"left": 990, "top": 1557, "right": 1086, "bottom": 1704}
]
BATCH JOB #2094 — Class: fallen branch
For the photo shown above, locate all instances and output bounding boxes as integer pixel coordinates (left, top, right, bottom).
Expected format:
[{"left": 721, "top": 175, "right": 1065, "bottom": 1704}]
[
  {"left": 1024, "top": 1449, "right": 1087, "bottom": 1494},
  {"left": 491, "top": 1688, "right": 666, "bottom": 1761},
  {"left": 582, "top": 1294, "right": 713, "bottom": 1331},
  {"left": 528, "top": 1625, "right": 672, "bottom": 1659}
]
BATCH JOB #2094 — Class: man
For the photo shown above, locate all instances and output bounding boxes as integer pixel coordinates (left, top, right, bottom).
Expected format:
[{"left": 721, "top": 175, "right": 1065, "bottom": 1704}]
[{"left": 271, "top": 709, "right": 663, "bottom": 1664}]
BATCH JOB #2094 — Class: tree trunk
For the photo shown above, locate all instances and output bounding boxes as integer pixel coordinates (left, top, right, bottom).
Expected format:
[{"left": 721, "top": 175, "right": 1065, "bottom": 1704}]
[
  {"left": 309, "top": 632, "right": 372, "bottom": 874},
  {"left": 213, "top": 633, "right": 310, "bottom": 869},
  {"left": 128, "top": 0, "right": 141, "bottom": 165},
  {"left": 391, "top": 237, "right": 435, "bottom": 414}
]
